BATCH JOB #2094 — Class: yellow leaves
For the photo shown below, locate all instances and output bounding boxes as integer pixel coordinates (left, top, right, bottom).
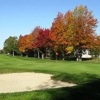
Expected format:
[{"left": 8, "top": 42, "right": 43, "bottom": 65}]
[{"left": 65, "top": 46, "right": 74, "bottom": 54}]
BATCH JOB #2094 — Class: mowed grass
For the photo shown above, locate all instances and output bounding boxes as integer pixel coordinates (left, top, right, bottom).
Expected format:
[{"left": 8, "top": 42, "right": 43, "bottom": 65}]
[
  {"left": 0, "top": 54, "right": 100, "bottom": 100},
  {"left": 0, "top": 54, "right": 100, "bottom": 75}
]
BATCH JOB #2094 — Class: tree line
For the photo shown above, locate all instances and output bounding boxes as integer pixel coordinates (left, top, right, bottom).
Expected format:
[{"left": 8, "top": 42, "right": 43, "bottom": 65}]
[{"left": 3, "top": 5, "right": 100, "bottom": 60}]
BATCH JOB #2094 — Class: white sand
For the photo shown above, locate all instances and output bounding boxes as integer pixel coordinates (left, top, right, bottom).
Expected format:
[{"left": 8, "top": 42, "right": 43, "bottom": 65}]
[{"left": 0, "top": 72, "right": 76, "bottom": 93}]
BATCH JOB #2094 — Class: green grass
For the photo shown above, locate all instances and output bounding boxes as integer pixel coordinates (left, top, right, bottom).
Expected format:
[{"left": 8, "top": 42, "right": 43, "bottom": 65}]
[
  {"left": 0, "top": 54, "right": 100, "bottom": 100},
  {"left": 0, "top": 54, "right": 100, "bottom": 75}
]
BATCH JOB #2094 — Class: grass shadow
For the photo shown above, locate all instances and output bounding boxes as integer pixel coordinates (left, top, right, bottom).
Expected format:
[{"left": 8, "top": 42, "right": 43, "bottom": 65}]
[
  {"left": 69, "top": 79, "right": 100, "bottom": 100},
  {"left": 43, "top": 73, "right": 100, "bottom": 100},
  {"left": 38, "top": 78, "right": 100, "bottom": 100}
]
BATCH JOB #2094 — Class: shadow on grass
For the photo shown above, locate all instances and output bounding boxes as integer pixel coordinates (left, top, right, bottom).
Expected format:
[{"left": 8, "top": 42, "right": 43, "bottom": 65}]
[
  {"left": 37, "top": 73, "right": 100, "bottom": 100},
  {"left": 69, "top": 79, "right": 100, "bottom": 100},
  {"left": 38, "top": 79, "right": 100, "bottom": 100}
]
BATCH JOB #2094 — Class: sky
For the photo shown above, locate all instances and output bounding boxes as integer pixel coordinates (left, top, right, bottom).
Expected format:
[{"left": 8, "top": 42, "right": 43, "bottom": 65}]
[{"left": 0, "top": 0, "right": 100, "bottom": 49}]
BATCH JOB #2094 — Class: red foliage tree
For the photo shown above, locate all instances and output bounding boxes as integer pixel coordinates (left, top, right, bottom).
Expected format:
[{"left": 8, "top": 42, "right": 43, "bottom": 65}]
[
  {"left": 35, "top": 28, "right": 50, "bottom": 48},
  {"left": 30, "top": 26, "right": 42, "bottom": 49},
  {"left": 35, "top": 28, "right": 50, "bottom": 59}
]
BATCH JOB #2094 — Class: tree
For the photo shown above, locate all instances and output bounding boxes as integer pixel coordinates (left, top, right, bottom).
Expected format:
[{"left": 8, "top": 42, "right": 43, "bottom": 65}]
[
  {"left": 18, "top": 26, "right": 42, "bottom": 57},
  {"left": 4, "top": 36, "right": 18, "bottom": 56},
  {"left": 50, "top": 5, "right": 98, "bottom": 60},
  {"left": 92, "top": 35, "right": 100, "bottom": 57},
  {"left": 73, "top": 5, "right": 97, "bottom": 49},
  {"left": 50, "top": 12, "right": 67, "bottom": 59},
  {"left": 72, "top": 6, "right": 98, "bottom": 60},
  {"left": 35, "top": 28, "right": 50, "bottom": 59},
  {"left": 18, "top": 35, "right": 29, "bottom": 56},
  {"left": 30, "top": 26, "right": 42, "bottom": 58}
]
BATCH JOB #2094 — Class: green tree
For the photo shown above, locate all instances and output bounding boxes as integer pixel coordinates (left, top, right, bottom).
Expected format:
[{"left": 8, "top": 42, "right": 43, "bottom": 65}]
[{"left": 3, "top": 36, "right": 18, "bottom": 56}]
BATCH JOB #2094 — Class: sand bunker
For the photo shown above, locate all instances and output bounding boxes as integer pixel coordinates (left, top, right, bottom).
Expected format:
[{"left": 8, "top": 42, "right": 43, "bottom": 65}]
[{"left": 0, "top": 72, "right": 76, "bottom": 93}]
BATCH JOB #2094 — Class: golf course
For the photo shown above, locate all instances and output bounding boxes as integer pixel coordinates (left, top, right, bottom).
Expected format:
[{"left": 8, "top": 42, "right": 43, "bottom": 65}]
[{"left": 0, "top": 54, "right": 100, "bottom": 100}]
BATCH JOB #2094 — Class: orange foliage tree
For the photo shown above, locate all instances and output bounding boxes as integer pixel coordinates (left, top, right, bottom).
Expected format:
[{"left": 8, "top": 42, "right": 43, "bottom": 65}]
[
  {"left": 18, "top": 35, "right": 27, "bottom": 53},
  {"left": 92, "top": 35, "right": 100, "bottom": 57},
  {"left": 50, "top": 5, "right": 98, "bottom": 60},
  {"left": 72, "top": 6, "right": 98, "bottom": 50},
  {"left": 50, "top": 12, "right": 68, "bottom": 59}
]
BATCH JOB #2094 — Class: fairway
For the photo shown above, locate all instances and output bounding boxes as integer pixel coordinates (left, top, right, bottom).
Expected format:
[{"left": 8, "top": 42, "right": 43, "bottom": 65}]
[
  {"left": 0, "top": 54, "right": 100, "bottom": 75},
  {"left": 0, "top": 54, "right": 100, "bottom": 100}
]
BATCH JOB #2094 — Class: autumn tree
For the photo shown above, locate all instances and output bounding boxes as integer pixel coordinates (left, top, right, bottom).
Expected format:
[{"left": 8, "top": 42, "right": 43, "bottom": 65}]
[
  {"left": 50, "top": 11, "right": 76, "bottom": 59},
  {"left": 73, "top": 6, "right": 97, "bottom": 49},
  {"left": 50, "top": 12, "right": 67, "bottom": 59},
  {"left": 18, "top": 35, "right": 28, "bottom": 56},
  {"left": 91, "top": 35, "right": 100, "bottom": 57},
  {"left": 18, "top": 26, "right": 42, "bottom": 57},
  {"left": 35, "top": 28, "right": 50, "bottom": 59},
  {"left": 64, "top": 11, "right": 75, "bottom": 55},
  {"left": 30, "top": 26, "right": 42, "bottom": 58},
  {"left": 50, "top": 5, "right": 98, "bottom": 60}
]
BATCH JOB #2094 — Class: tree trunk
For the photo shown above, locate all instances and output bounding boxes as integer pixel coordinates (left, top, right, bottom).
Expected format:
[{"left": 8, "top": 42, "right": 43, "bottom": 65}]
[
  {"left": 42, "top": 53, "right": 44, "bottom": 59},
  {"left": 37, "top": 50, "right": 40, "bottom": 59},
  {"left": 45, "top": 49, "right": 48, "bottom": 58},
  {"left": 21, "top": 53, "right": 22, "bottom": 57},
  {"left": 62, "top": 52, "right": 65, "bottom": 60},
  {"left": 26, "top": 54, "right": 28, "bottom": 57},
  {"left": 13, "top": 50, "right": 14, "bottom": 56}
]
